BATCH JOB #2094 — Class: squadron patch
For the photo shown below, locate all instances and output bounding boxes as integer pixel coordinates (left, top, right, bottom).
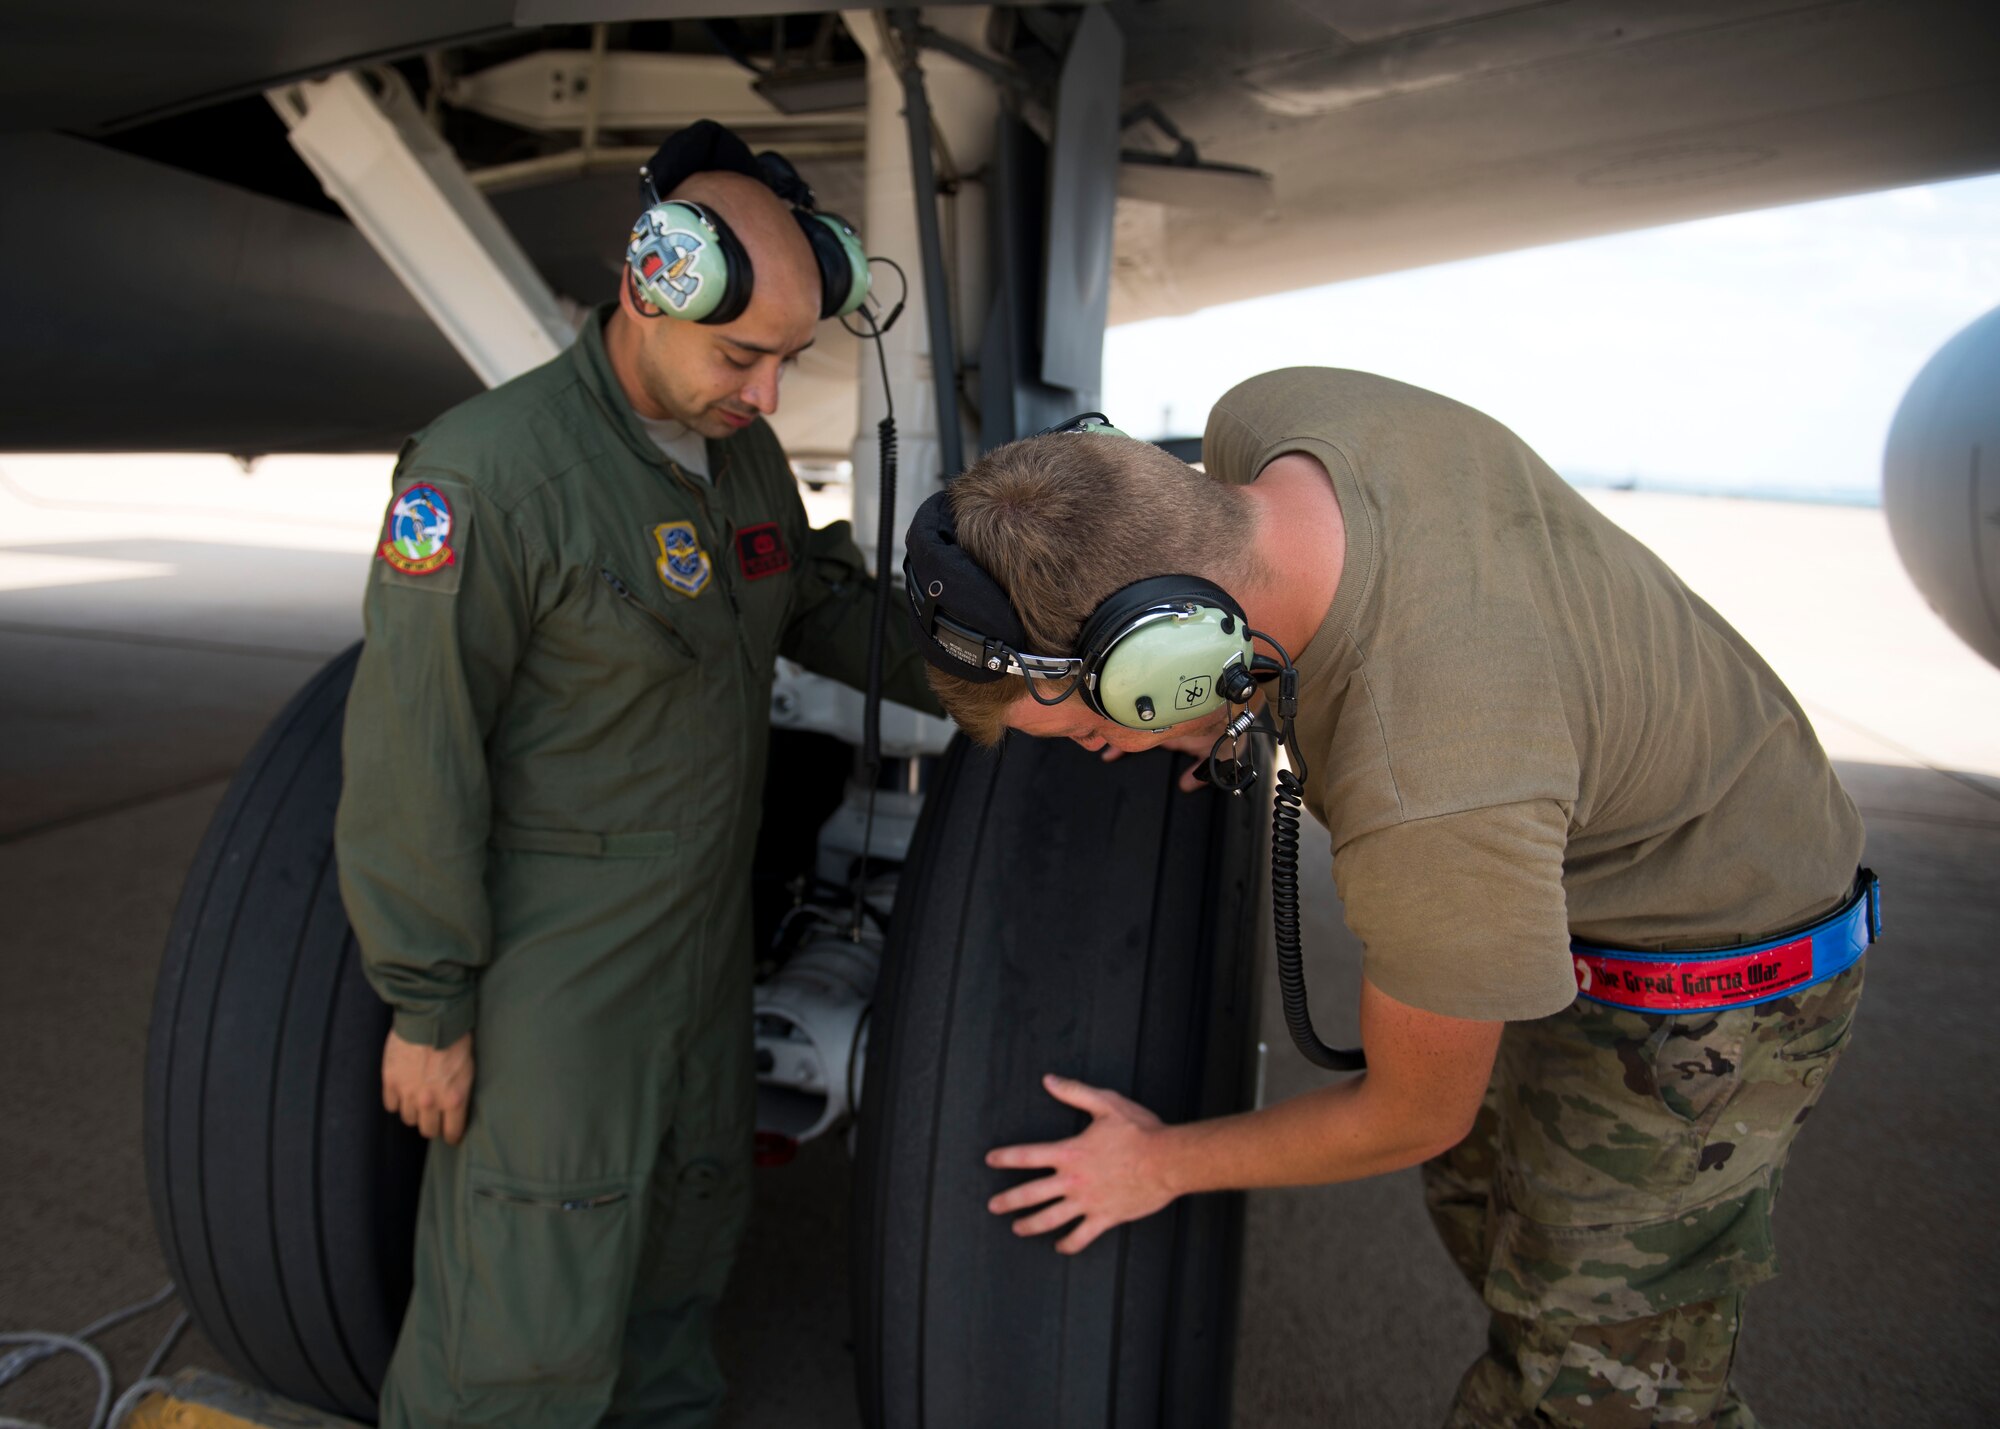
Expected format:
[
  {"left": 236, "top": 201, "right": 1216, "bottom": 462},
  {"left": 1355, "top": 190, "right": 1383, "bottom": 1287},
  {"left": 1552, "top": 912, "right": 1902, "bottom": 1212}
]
[
  {"left": 652, "top": 520, "right": 712, "bottom": 597},
  {"left": 379, "top": 484, "right": 456, "bottom": 576},
  {"left": 735, "top": 523, "right": 792, "bottom": 581}
]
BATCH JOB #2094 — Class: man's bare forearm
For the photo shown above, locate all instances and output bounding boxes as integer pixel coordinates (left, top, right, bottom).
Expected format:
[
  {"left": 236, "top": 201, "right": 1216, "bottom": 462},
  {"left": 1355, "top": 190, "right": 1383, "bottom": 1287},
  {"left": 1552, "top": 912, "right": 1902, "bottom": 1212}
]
[{"left": 1153, "top": 1073, "right": 1472, "bottom": 1198}]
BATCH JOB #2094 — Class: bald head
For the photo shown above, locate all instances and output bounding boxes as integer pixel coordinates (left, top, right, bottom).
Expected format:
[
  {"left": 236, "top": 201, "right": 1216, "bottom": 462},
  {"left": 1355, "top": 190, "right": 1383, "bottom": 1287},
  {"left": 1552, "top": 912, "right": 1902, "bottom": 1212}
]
[{"left": 669, "top": 170, "right": 820, "bottom": 329}]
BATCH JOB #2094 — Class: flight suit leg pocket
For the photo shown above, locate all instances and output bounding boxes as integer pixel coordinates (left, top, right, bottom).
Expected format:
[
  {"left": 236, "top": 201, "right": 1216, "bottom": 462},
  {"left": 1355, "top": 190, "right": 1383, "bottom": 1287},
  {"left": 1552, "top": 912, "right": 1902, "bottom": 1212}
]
[{"left": 451, "top": 1168, "right": 643, "bottom": 1392}]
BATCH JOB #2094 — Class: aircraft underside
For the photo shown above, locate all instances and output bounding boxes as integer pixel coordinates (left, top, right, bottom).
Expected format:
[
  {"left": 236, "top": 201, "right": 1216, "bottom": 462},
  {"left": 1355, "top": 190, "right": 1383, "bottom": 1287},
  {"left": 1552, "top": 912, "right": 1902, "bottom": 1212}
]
[{"left": 2, "top": 0, "right": 1997, "bottom": 454}]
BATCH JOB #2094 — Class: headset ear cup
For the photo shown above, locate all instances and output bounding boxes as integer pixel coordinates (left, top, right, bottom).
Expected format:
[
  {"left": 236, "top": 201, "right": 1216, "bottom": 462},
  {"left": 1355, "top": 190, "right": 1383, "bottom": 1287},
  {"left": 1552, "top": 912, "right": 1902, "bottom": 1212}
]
[
  {"left": 798, "top": 211, "right": 871, "bottom": 319},
  {"left": 699, "top": 208, "right": 754, "bottom": 325},
  {"left": 1074, "top": 584, "right": 1159, "bottom": 716},
  {"left": 1073, "top": 576, "right": 1249, "bottom": 723},
  {"left": 626, "top": 200, "right": 753, "bottom": 325}
]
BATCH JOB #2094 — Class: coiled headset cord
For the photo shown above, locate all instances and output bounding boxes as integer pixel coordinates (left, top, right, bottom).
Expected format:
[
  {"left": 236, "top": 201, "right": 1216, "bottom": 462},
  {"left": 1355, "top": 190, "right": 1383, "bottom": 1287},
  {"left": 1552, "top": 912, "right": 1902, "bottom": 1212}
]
[
  {"left": 1241, "top": 635, "right": 1366, "bottom": 1073},
  {"left": 1271, "top": 766, "right": 1364, "bottom": 1071}
]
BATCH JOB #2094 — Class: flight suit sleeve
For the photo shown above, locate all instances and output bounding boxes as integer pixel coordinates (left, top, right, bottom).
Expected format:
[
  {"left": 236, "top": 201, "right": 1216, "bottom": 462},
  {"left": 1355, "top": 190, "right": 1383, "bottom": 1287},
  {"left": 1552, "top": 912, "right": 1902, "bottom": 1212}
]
[
  {"left": 334, "top": 470, "right": 539, "bottom": 1048},
  {"left": 779, "top": 518, "right": 944, "bottom": 715}
]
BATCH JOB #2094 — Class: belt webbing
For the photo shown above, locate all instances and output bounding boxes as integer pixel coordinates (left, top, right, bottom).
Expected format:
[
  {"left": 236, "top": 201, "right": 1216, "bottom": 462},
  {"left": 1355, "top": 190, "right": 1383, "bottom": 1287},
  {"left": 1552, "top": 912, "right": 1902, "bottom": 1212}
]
[{"left": 1570, "top": 868, "right": 1880, "bottom": 1014}]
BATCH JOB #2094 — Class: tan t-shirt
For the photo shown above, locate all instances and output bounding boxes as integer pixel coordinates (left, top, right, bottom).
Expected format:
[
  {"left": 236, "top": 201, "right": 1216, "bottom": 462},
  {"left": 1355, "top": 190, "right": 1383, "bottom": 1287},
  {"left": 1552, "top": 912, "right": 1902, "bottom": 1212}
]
[{"left": 1204, "top": 368, "right": 1864, "bottom": 1022}]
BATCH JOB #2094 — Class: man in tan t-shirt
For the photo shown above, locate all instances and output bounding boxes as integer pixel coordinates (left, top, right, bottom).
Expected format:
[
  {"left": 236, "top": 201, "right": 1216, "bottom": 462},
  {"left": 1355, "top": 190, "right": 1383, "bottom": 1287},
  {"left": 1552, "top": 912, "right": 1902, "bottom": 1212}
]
[{"left": 907, "top": 369, "right": 1870, "bottom": 1427}]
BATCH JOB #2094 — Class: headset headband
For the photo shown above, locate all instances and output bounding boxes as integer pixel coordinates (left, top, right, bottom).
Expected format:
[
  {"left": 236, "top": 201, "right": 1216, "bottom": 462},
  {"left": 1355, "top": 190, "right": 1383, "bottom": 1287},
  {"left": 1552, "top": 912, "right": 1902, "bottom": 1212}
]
[
  {"left": 1035, "top": 412, "right": 1129, "bottom": 440},
  {"left": 639, "top": 119, "right": 765, "bottom": 206},
  {"left": 904, "top": 488, "right": 1071, "bottom": 685},
  {"left": 903, "top": 412, "right": 1152, "bottom": 686}
]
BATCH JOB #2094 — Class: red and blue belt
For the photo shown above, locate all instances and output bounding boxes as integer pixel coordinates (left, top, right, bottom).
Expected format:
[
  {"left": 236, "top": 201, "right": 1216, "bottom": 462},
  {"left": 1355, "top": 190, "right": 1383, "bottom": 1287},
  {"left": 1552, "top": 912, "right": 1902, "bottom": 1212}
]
[{"left": 1571, "top": 868, "right": 1881, "bottom": 1014}]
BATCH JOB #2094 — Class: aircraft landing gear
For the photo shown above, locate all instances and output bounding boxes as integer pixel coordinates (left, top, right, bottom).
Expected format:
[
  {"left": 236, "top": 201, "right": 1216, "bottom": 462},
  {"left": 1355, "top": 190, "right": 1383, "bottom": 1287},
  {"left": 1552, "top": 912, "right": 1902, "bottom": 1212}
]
[{"left": 144, "top": 651, "right": 1258, "bottom": 1424}]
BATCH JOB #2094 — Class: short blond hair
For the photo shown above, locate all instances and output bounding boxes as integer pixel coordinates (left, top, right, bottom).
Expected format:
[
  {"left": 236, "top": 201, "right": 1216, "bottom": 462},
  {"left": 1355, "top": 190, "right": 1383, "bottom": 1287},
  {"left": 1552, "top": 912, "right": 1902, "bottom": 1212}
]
[{"left": 928, "top": 434, "right": 1253, "bottom": 744}]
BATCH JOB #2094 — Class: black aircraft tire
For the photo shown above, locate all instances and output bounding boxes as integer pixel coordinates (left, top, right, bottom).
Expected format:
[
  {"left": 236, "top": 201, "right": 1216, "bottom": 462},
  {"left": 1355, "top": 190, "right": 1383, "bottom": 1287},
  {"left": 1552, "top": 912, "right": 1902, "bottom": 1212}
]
[
  {"left": 853, "top": 733, "right": 1265, "bottom": 1429},
  {"left": 144, "top": 644, "right": 422, "bottom": 1422}
]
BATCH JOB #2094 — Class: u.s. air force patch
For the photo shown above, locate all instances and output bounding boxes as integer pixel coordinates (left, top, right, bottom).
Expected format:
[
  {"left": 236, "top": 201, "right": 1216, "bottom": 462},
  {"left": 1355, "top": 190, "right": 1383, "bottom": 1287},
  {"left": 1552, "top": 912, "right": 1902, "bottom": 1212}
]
[
  {"left": 379, "top": 484, "right": 456, "bottom": 575},
  {"left": 652, "top": 520, "right": 711, "bottom": 597}
]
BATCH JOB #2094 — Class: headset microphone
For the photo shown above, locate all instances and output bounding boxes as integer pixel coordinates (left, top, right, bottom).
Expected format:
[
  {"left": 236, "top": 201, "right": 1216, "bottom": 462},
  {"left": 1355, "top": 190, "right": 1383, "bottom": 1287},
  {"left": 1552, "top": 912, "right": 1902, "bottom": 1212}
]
[{"left": 902, "top": 415, "right": 1365, "bottom": 1072}]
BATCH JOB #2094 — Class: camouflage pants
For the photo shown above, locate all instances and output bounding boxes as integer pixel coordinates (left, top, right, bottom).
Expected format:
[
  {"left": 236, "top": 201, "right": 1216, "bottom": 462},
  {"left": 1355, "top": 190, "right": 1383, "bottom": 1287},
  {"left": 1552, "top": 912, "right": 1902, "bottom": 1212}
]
[{"left": 1424, "top": 960, "right": 1865, "bottom": 1427}]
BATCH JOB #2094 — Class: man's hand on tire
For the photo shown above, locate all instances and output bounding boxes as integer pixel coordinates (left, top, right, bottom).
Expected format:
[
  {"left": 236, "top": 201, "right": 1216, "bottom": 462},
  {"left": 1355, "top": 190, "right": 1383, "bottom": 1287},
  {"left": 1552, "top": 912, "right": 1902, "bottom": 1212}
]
[
  {"left": 382, "top": 1030, "right": 474, "bottom": 1145},
  {"left": 984, "top": 1074, "right": 1177, "bottom": 1255}
]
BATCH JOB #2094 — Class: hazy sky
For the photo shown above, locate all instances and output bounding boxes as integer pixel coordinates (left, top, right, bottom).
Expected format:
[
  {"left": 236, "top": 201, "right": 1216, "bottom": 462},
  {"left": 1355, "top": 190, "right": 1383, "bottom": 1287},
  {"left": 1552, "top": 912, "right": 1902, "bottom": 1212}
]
[{"left": 1102, "top": 172, "right": 2000, "bottom": 501}]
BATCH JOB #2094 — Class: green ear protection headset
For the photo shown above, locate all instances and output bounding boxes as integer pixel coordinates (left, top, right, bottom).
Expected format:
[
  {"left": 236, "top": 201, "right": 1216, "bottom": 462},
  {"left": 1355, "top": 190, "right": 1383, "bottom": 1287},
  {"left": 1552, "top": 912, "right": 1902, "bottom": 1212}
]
[
  {"left": 627, "top": 119, "right": 870, "bottom": 326},
  {"left": 902, "top": 413, "right": 1366, "bottom": 1074},
  {"left": 903, "top": 413, "right": 1267, "bottom": 735}
]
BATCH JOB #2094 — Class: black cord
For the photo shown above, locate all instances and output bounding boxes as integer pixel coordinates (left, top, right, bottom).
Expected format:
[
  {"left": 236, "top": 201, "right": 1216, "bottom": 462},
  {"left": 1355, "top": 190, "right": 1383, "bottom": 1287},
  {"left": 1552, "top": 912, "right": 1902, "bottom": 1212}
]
[
  {"left": 810, "top": 877, "right": 888, "bottom": 934},
  {"left": 841, "top": 257, "right": 911, "bottom": 341},
  {"left": 1021, "top": 664, "right": 1083, "bottom": 706},
  {"left": 852, "top": 305, "right": 897, "bottom": 939},
  {"left": 1271, "top": 767, "right": 1364, "bottom": 1071},
  {"left": 859, "top": 304, "right": 895, "bottom": 773},
  {"left": 1203, "top": 724, "right": 1259, "bottom": 794},
  {"left": 1240, "top": 627, "right": 1365, "bottom": 1072}
]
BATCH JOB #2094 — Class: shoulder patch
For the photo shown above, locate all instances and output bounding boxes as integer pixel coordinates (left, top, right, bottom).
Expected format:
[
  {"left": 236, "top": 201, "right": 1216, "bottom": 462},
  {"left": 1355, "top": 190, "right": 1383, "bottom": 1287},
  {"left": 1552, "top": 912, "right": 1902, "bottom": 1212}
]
[
  {"left": 379, "top": 483, "right": 457, "bottom": 576},
  {"left": 735, "top": 522, "right": 792, "bottom": 581},
  {"left": 652, "top": 520, "right": 712, "bottom": 597}
]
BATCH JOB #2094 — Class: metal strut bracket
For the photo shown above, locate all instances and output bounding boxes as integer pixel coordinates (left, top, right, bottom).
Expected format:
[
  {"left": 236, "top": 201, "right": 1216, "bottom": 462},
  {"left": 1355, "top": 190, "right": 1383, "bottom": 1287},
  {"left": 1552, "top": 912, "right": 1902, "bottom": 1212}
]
[{"left": 268, "top": 69, "right": 577, "bottom": 390}]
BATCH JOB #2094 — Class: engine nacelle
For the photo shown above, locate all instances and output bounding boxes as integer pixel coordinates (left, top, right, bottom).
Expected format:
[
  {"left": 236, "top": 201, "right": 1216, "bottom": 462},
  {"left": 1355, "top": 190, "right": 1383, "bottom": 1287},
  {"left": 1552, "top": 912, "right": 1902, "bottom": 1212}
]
[{"left": 1882, "top": 304, "right": 2000, "bottom": 670}]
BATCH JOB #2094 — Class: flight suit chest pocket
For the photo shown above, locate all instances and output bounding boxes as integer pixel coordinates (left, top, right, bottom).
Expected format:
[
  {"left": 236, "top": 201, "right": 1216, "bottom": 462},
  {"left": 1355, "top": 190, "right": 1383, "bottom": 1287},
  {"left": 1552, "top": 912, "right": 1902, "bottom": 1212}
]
[{"left": 598, "top": 560, "right": 698, "bottom": 665}]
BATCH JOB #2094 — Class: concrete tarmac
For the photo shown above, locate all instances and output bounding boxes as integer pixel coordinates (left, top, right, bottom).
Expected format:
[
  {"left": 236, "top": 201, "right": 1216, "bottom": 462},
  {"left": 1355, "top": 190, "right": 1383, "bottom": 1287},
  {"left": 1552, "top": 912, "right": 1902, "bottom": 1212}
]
[{"left": 1, "top": 456, "right": 1995, "bottom": 1426}]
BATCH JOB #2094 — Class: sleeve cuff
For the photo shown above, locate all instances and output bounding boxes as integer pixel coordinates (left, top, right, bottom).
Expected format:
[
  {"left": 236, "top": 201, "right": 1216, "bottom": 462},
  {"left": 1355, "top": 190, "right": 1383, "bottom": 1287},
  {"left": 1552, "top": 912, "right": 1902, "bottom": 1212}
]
[{"left": 392, "top": 997, "right": 477, "bottom": 1048}]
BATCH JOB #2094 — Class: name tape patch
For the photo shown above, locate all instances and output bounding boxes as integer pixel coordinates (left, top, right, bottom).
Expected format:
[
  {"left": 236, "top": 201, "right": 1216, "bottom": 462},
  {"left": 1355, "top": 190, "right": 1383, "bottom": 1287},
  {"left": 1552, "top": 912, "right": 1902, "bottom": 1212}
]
[{"left": 735, "top": 523, "right": 792, "bottom": 581}]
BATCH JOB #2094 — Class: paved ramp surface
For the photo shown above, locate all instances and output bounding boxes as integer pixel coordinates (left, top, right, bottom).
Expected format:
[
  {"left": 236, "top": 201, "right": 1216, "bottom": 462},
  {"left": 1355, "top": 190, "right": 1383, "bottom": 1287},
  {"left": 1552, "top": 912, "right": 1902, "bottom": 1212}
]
[{"left": 1, "top": 458, "right": 1994, "bottom": 1427}]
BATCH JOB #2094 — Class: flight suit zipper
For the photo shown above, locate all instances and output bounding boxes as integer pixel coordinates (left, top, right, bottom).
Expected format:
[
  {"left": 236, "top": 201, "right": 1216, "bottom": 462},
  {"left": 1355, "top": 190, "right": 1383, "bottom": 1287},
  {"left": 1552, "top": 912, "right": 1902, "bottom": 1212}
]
[
  {"left": 658, "top": 453, "right": 764, "bottom": 868},
  {"left": 660, "top": 460, "right": 757, "bottom": 672}
]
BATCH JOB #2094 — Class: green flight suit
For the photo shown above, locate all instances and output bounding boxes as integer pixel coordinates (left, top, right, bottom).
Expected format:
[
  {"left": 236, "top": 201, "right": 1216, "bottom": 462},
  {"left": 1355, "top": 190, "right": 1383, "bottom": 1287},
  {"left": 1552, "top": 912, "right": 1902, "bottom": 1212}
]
[{"left": 334, "top": 305, "right": 935, "bottom": 1428}]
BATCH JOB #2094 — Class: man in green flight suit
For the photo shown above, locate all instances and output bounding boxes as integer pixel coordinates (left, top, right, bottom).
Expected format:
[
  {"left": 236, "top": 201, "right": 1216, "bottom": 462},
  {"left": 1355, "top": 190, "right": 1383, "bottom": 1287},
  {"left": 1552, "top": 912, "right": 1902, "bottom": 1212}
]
[{"left": 335, "top": 123, "right": 933, "bottom": 1427}]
